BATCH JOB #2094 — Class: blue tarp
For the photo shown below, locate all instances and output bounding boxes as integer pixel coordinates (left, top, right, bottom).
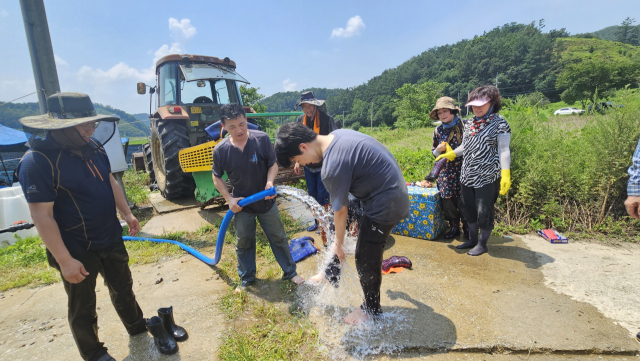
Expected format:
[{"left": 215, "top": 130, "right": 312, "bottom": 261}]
[
  {"left": 0, "top": 124, "right": 29, "bottom": 152},
  {"left": 121, "top": 137, "right": 129, "bottom": 144}
]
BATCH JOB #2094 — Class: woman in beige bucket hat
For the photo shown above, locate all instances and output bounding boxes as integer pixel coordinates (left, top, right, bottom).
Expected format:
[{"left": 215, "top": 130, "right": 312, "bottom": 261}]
[{"left": 419, "top": 96, "right": 468, "bottom": 241}]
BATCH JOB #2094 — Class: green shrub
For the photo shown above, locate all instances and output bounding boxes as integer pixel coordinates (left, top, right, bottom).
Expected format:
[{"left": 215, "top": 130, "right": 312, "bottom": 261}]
[
  {"left": 122, "top": 169, "right": 150, "bottom": 205},
  {"left": 498, "top": 88, "right": 640, "bottom": 232}
]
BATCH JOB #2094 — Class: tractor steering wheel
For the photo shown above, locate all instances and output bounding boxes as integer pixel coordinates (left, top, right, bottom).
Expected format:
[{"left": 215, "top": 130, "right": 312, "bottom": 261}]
[{"left": 193, "top": 96, "right": 213, "bottom": 104}]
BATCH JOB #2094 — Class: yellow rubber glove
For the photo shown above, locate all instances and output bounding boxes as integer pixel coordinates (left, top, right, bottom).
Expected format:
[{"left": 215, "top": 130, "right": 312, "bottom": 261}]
[
  {"left": 500, "top": 169, "right": 511, "bottom": 195},
  {"left": 434, "top": 143, "right": 456, "bottom": 162}
]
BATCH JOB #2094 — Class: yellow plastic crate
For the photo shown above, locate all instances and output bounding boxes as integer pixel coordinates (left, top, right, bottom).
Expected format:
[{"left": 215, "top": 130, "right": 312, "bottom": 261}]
[{"left": 179, "top": 139, "right": 220, "bottom": 173}]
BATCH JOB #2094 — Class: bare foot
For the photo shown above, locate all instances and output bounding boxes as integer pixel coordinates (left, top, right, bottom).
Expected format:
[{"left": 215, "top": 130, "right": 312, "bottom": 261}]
[
  {"left": 308, "top": 272, "right": 327, "bottom": 285},
  {"left": 291, "top": 275, "right": 305, "bottom": 285},
  {"left": 344, "top": 307, "right": 371, "bottom": 324}
]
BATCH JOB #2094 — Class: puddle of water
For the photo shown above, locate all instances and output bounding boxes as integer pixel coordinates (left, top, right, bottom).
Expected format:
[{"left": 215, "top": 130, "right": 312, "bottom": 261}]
[{"left": 276, "top": 186, "right": 415, "bottom": 358}]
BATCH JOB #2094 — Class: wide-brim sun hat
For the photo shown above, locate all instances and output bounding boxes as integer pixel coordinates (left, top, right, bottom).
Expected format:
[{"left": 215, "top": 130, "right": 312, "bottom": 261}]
[
  {"left": 466, "top": 96, "right": 490, "bottom": 107},
  {"left": 429, "top": 96, "right": 461, "bottom": 120},
  {"left": 19, "top": 92, "right": 119, "bottom": 130},
  {"left": 294, "top": 91, "right": 325, "bottom": 110}
]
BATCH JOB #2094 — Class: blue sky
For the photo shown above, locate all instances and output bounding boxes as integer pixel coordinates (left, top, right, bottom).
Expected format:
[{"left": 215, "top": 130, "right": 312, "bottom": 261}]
[{"left": 2, "top": 0, "right": 639, "bottom": 114}]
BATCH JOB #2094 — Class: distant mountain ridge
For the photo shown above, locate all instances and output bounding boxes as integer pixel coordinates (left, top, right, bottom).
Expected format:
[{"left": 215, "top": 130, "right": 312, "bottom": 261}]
[
  {"left": 260, "top": 21, "right": 640, "bottom": 128},
  {"left": 260, "top": 87, "right": 344, "bottom": 112},
  {"left": 0, "top": 102, "right": 150, "bottom": 137},
  {"left": 593, "top": 25, "right": 640, "bottom": 42}
]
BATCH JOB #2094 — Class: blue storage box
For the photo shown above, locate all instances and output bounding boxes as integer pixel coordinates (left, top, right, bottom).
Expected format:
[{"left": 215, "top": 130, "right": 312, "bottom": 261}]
[{"left": 392, "top": 186, "right": 445, "bottom": 240}]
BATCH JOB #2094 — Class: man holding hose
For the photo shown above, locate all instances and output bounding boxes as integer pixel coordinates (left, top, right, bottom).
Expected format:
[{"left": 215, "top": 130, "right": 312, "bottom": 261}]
[{"left": 212, "top": 103, "right": 303, "bottom": 292}]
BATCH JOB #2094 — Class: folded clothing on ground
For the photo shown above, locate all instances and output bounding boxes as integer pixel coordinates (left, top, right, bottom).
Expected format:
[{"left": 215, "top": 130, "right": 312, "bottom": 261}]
[
  {"left": 289, "top": 236, "right": 319, "bottom": 262},
  {"left": 382, "top": 256, "right": 412, "bottom": 274}
]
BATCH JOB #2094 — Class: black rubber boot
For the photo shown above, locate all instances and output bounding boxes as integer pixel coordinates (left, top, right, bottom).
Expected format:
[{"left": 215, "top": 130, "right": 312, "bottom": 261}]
[
  {"left": 158, "top": 306, "right": 189, "bottom": 342},
  {"left": 462, "top": 221, "right": 469, "bottom": 240},
  {"left": 146, "top": 316, "right": 178, "bottom": 355},
  {"left": 468, "top": 229, "right": 491, "bottom": 256},
  {"left": 444, "top": 220, "right": 460, "bottom": 239},
  {"left": 456, "top": 223, "right": 478, "bottom": 249}
]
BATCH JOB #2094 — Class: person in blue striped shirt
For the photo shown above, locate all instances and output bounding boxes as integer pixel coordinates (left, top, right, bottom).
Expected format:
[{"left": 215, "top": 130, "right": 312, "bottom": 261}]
[
  {"left": 624, "top": 139, "right": 640, "bottom": 220},
  {"left": 624, "top": 139, "right": 640, "bottom": 343}
]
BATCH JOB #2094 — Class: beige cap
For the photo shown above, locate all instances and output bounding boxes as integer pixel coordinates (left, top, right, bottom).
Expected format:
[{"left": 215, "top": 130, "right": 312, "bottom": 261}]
[{"left": 429, "top": 97, "right": 461, "bottom": 120}]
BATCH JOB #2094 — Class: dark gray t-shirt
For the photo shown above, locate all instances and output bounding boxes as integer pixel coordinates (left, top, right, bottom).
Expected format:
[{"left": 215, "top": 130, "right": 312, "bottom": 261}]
[
  {"left": 322, "top": 129, "right": 410, "bottom": 225},
  {"left": 212, "top": 130, "right": 276, "bottom": 214}
]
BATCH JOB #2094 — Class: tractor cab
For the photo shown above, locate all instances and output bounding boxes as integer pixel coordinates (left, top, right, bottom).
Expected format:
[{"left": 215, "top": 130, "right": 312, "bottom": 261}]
[{"left": 136, "top": 54, "right": 250, "bottom": 199}]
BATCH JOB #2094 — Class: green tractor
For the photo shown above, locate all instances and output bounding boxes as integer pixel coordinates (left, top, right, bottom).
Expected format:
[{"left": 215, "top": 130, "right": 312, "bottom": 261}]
[{"left": 137, "top": 54, "right": 302, "bottom": 204}]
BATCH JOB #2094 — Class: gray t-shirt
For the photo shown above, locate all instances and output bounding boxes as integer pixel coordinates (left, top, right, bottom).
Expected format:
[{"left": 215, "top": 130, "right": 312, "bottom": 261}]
[
  {"left": 212, "top": 130, "right": 276, "bottom": 214},
  {"left": 322, "top": 130, "right": 410, "bottom": 225}
]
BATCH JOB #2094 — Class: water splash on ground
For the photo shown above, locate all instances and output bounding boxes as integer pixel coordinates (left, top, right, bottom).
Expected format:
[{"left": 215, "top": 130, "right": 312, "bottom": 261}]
[{"left": 276, "top": 185, "right": 413, "bottom": 358}]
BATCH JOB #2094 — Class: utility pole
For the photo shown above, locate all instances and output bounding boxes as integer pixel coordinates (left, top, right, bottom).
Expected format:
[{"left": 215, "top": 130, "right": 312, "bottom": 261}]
[
  {"left": 20, "top": 0, "right": 60, "bottom": 114},
  {"left": 342, "top": 110, "right": 345, "bottom": 128},
  {"left": 467, "top": 91, "right": 470, "bottom": 116},
  {"left": 370, "top": 101, "right": 373, "bottom": 129},
  {"left": 495, "top": 72, "right": 500, "bottom": 90}
]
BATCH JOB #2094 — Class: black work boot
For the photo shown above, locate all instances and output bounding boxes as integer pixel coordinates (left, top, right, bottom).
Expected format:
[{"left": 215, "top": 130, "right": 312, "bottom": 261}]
[
  {"left": 158, "top": 306, "right": 189, "bottom": 342},
  {"left": 96, "top": 353, "right": 116, "bottom": 361},
  {"left": 444, "top": 220, "right": 460, "bottom": 239},
  {"left": 456, "top": 223, "right": 478, "bottom": 249},
  {"left": 462, "top": 221, "right": 469, "bottom": 240},
  {"left": 468, "top": 229, "right": 491, "bottom": 256},
  {"left": 146, "top": 316, "right": 178, "bottom": 355}
]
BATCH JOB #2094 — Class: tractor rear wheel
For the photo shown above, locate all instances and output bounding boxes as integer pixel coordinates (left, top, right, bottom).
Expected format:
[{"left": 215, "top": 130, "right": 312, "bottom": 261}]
[{"left": 150, "top": 120, "right": 194, "bottom": 199}]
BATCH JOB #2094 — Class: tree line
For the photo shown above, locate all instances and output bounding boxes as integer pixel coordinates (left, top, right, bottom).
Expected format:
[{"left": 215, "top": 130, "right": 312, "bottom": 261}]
[{"left": 258, "top": 20, "right": 640, "bottom": 130}]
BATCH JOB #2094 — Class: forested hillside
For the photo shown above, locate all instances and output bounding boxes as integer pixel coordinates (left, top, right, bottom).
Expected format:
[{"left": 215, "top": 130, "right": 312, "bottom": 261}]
[
  {"left": 259, "top": 21, "right": 640, "bottom": 128},
  {"left": 260, "top": 87, "right": 344, "bottom": 112},
  {"left": 0, "top": 102, "right": 150, "bottom": 137}
]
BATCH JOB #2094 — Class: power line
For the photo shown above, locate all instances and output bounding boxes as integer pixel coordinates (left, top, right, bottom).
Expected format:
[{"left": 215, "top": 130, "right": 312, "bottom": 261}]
[{"left": 0, "top": 92, "right": 38, "bottom": 107}]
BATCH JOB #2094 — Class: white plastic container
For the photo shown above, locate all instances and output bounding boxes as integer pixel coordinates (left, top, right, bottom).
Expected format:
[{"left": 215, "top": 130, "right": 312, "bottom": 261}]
[{"left": 0, "top": 184, "right": 38, "bottom": 247}]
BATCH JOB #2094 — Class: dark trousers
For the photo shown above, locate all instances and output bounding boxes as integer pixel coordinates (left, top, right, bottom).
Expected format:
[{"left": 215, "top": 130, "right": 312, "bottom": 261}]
[
  {"left": 304, "top": 167, "right": 331, "bottom": 206},
  {"left": 324, "top": 215, "right": 396, "bottom": 316},
  {"left": 441, "top": 196, "right": 466, "bottom": 227},
  {"left": 460, "top": 179, "right": 500, "bottom": 231},
  {"left": 47, "top": 239, "right": 145, "bottom": 361}
]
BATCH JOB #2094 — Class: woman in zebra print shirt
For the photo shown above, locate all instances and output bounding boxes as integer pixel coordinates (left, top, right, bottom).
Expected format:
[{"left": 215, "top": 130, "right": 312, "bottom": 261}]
[{"left": 436, "top": 85, "right": 511, "bottom": 256}]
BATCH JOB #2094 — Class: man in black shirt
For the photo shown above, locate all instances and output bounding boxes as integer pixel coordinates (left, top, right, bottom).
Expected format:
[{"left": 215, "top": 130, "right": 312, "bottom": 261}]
[
  {"left": 212, "top": 103, "right": 303, "bottom": 291},
  {"left": 17, "top": 93, "right": 145, "bottom": 361}
]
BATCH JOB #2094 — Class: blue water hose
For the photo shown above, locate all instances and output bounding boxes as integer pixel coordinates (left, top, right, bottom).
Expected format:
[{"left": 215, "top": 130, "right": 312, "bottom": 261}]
[{"left": 123, "top": 187, "right": 277, "bottom": 266}]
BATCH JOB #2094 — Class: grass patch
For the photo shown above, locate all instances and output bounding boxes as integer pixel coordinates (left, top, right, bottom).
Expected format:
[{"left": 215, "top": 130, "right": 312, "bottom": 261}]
[
  {"left": 127, "top": 138, "right": 150, "bottom": 146},
  {"left": 122, "top": 169, "right": 151, "bottom": 205},
  {"left": 125, "top": 241, "right": 183, "bottom": 265},
  {"left": 219, "top": 288, "right": 250, "bottom": 319},
  {"left": 219, "top": 302, "right": 322, "bottom": 361},
  {"left": 0, "top": 235, "right": 58, "bottom": 291}
]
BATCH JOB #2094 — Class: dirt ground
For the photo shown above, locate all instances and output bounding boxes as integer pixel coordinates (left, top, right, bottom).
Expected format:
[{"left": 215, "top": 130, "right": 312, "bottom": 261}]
[
  {"left": 519, "top": 235, "right": 640, "bottom": 338},
  {"left": 1, "top": 204, "right": 639, "bottom": 360}
]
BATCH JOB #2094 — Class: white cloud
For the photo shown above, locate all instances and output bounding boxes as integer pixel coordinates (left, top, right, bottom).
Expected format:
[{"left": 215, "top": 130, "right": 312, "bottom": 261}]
[
  {"left": 282, "top": 79, "right": 297, "bottom": 92},
  {"left": 54, "top": 55, "right": 67, "bottom": 67},
  {"left": 0, "top": 79, "right": 37, "bottom": 103},
  {"left": 153, "top": 42, "right": 183, "bottom": 63},
  {"left": 331, "top": 15, "right": 365, "bottom": 38},
  {"left": 77, "top": 62, "right": 154, "bottom": 83},
  {"left": 169, "top": 18, "right": 196, "bottom": 39},
  {"left": 76, "top": 40, "right": 183, "bottom": 85}
]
